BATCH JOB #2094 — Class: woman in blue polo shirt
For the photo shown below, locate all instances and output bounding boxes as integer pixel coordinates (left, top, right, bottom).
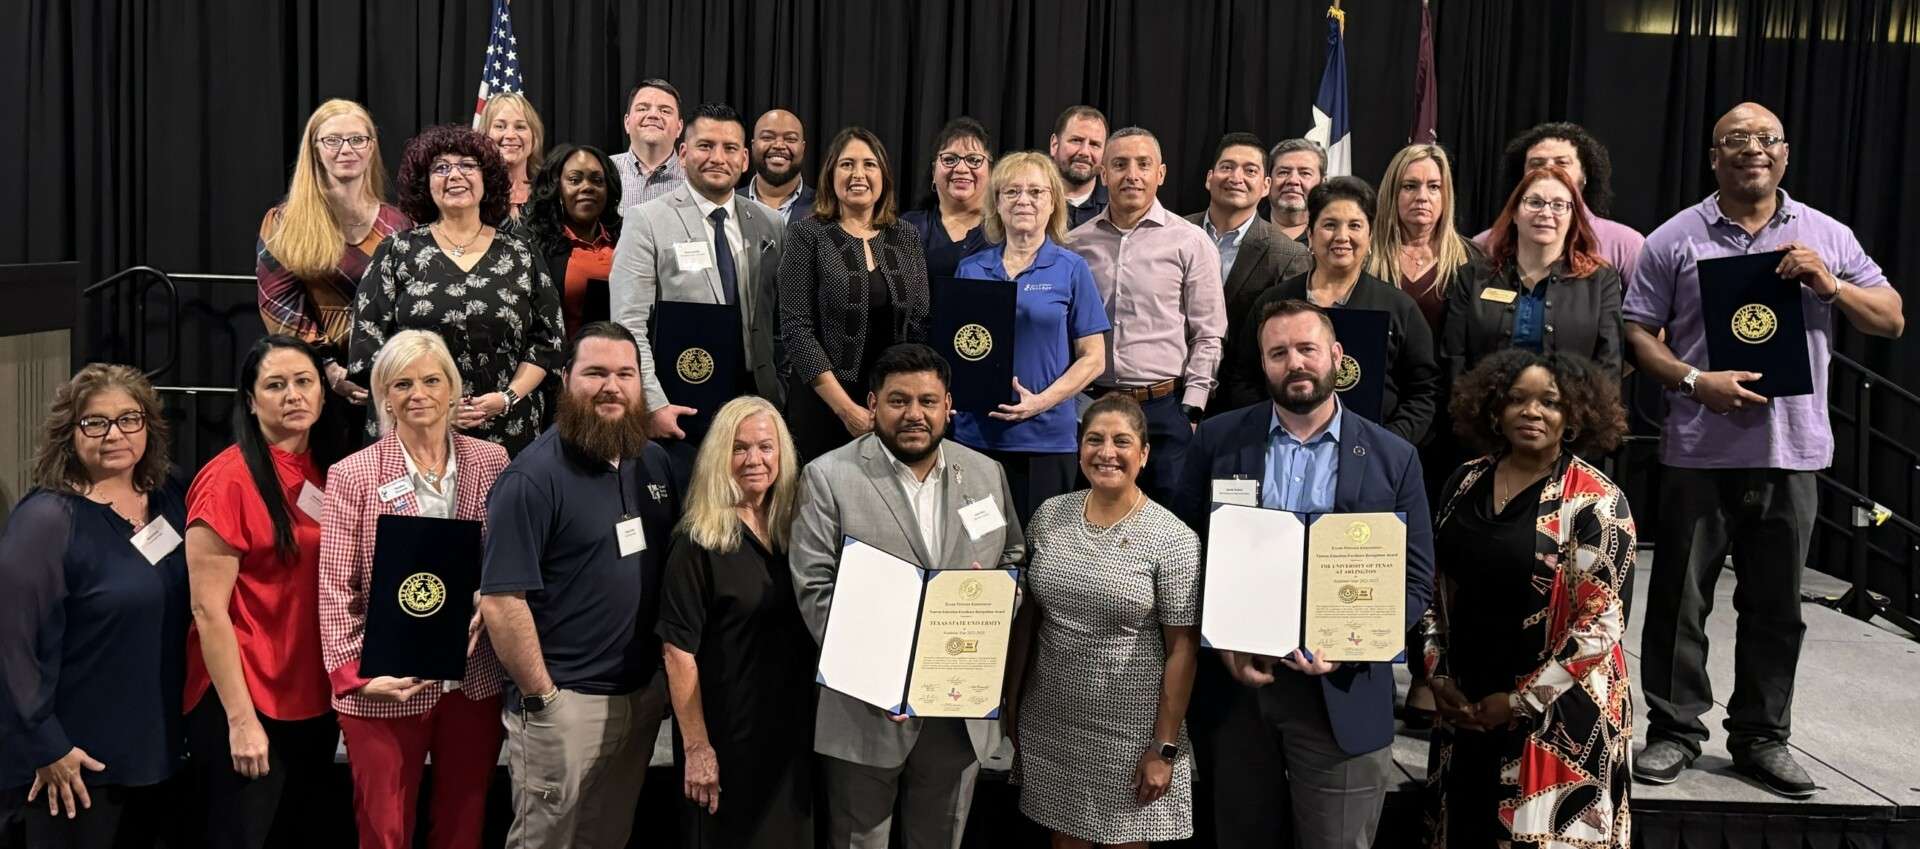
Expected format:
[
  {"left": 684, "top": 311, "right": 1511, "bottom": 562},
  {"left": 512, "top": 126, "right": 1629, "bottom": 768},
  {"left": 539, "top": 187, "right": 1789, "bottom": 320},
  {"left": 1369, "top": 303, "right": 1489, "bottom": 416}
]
[{"left": 953, "top": 152, "right": 1109, "bottom": 524}]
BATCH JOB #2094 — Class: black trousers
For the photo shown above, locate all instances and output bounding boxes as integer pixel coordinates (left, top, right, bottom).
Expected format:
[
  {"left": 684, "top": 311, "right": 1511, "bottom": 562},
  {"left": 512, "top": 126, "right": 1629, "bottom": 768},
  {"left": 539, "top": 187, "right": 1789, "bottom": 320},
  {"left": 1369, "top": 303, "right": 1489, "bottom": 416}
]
[
  {"left": 1639, "top": 467, "right": 1816, "bottom": 756},
  {"left": 186, "top": 694, "right": 340, "bottom": 849},
  {"left": 787, "top": 376, "right": 862, "bottom": 464},
  {"left": 971, "top": 448, "right": 1076, "bottom": 527}
]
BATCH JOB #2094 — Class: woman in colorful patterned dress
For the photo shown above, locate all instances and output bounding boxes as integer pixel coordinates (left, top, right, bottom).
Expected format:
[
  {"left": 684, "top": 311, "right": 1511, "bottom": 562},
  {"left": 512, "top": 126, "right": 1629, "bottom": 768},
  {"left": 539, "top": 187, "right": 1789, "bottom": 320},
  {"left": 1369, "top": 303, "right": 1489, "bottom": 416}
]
[{"left": 1424, "top": 349, "right": 1635, "bottom": 849}]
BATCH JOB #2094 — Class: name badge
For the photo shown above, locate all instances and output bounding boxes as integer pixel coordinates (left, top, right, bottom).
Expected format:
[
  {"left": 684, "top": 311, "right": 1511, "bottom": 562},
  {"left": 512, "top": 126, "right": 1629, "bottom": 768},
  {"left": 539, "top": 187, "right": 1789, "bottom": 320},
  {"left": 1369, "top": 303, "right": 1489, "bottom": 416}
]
[
  {"left": 1480, "top": 287, "right": 1518, "bottom": 304},
  {"left": 1211, "top": 479, "right": 1259, "bottom": 507},
  {"left": 131, "top": 516, "right": 184, "bottom": 566},
  {"left": 296, "top": 481, "right": 326, "bottom": 521},
  {"left": 378, "top": 477, "right": 415, "bottom": 503},
  {"left": 615, "top": 516, "right": 648, "bottom": 557},
  {"left": 957, "top": 496, "right": 1007, "bottom": 542},
  {"left": 673, "top": 241, "right": 714, "bottom": 272}
]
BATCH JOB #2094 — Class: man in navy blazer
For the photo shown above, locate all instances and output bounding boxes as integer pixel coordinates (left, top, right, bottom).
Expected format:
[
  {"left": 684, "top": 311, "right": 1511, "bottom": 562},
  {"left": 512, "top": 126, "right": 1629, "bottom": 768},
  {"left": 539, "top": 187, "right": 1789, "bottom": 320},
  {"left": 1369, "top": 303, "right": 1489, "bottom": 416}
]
[{"left": 1176, "top": 298, "right": 1434, "bottom": 849}]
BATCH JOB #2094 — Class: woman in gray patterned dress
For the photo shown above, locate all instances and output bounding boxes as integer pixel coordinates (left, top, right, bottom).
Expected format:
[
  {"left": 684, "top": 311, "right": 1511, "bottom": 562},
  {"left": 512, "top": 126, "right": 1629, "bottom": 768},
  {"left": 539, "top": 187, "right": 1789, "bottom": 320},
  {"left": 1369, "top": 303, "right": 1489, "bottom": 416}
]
[
  {"left": 348, "top": 125, "right": 564, "bottom": 456},
  {"left": 1006, "top": 393, "right": 1202, "bottom": 847}
]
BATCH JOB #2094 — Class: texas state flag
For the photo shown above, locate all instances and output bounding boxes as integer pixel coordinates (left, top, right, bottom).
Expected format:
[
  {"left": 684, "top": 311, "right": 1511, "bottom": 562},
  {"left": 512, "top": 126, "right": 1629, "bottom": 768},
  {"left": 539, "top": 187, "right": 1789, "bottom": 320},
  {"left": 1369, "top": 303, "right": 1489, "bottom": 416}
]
[{"left": 1306, "top": 14, "right": 1352, "bottom": 177}]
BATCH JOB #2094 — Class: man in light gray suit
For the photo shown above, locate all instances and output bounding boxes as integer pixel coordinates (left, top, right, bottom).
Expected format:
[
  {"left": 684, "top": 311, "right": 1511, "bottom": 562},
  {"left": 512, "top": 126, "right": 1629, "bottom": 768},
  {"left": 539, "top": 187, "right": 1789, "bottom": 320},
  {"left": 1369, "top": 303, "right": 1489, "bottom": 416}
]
[
  {"left": 791, "top": 343, "right": 1026, "bottom": 849},
  {"left": 610, "top": 102, "right": 787, "bottom": 451}
]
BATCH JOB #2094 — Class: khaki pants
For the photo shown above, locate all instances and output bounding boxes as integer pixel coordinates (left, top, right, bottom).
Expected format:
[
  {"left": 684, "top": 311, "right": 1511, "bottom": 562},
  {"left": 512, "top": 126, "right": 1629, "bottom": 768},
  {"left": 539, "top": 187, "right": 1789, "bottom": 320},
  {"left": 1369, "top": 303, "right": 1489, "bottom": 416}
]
[{"left": 501, "top": 672, "right": 668, "bottom": 849}]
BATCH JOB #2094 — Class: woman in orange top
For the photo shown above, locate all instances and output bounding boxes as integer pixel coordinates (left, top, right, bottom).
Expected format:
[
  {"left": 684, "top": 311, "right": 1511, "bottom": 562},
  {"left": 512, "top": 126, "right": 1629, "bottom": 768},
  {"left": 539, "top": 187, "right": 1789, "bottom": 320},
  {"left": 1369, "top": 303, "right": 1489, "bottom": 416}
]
[
  {"left": 522, "top": 143, "right": 624, "bottom": 341},
  {"left": 184, "top": 335, "right": 349, "bottom": 849}
]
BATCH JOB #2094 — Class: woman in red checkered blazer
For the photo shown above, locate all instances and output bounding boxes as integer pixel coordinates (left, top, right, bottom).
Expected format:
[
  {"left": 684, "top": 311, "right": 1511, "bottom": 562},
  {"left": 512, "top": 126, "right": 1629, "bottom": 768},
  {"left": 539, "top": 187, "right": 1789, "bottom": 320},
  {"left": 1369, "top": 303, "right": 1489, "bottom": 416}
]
[{"left": 317, "top": 329, "right": 510, "bottom": 849}]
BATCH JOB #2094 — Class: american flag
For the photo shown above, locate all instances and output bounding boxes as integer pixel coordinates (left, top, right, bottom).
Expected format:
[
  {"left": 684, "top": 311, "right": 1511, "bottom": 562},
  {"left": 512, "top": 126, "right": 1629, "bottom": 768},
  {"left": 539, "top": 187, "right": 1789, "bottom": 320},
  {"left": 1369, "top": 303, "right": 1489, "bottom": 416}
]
[{"left": 471, "top": 0, "right": 523, "bottom": 129}]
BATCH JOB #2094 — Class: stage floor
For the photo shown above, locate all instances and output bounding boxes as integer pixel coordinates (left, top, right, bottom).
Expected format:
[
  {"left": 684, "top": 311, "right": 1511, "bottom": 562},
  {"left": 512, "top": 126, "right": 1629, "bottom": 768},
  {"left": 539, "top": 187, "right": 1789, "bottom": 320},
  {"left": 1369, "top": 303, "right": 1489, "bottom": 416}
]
[{"left": 1388, "top": 554, "right": 1920, "bottom": 821}]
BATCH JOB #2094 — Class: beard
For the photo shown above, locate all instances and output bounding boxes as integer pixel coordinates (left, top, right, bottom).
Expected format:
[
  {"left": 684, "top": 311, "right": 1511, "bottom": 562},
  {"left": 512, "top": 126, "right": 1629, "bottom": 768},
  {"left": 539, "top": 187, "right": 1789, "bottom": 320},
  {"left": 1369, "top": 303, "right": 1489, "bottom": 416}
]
[
  {"left": 1273, "top": 194, "right": 1307, "bottom": 213},
  {"left": 879, "top": 419, "right": 946, "bottom": 466},
  {"left": 1058, "top": 158, "right": 1097, "bottom": 185},
  {"left": 556, "top": 388, "right": 652, "bottom": 462},
  {"left": 755, "top": 156, "right": 799, "bottom": 185},
  {"left": 1268, "top": 365, "right": 1337, "bottom": 414}
]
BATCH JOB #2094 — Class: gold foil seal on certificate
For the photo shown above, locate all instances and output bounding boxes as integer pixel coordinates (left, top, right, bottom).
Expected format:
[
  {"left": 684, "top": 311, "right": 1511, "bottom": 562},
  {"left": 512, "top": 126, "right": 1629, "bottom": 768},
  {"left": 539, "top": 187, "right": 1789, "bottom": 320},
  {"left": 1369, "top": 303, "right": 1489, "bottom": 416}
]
[
  {"left": 1304, "top": 512, "right": 1406, "bottom": 662},
  {"left": 906, "top": 570, "right": 1016, "bottom": 718}
]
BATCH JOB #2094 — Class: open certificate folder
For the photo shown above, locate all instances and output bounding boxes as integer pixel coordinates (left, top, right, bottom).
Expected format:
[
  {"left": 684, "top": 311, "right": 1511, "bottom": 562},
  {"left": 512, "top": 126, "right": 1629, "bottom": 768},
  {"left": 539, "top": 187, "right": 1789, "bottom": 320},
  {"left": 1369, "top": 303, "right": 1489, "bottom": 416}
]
[
  {"left": 1201, "top": 505, "right": 1407, "bottom": 663},
  {"left": 815, "top": 538, "right": 1018, "bottom": 718}
]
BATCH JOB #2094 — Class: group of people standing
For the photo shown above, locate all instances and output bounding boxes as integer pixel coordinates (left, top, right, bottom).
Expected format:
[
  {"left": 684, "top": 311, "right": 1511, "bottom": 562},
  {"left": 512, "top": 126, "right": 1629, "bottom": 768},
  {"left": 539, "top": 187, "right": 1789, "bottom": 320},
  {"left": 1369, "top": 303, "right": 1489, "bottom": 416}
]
[{"left": 0, "top": 76, "right": 1901, "bottom": 849}]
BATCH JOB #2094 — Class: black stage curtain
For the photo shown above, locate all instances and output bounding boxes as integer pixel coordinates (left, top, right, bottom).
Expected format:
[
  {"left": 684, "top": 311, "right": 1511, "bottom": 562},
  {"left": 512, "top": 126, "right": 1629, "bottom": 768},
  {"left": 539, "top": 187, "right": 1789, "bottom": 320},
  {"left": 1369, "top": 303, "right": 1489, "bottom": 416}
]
[{"left": 4, "top": 2, "right": 1920, "bottom": 513}]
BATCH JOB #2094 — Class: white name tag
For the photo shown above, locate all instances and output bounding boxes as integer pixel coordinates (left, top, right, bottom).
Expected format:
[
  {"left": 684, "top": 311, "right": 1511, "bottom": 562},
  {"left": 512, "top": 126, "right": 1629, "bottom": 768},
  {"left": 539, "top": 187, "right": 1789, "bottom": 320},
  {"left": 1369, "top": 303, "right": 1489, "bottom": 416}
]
[
  {"left": 296, "top": 481, "right": 326, "bottom": 521},
  {"left": 378, "top": 477, "right": 415, "bottom": 503},
  {"left": 1212, "top": 479, "right": 1259, "bottom": 507},
  {"left": 957, "top": 496, "right": 1007, "bottom": 542},
  {"left": 615, "top": 516, "right": 648, "bottom": 557},
  {"left": 131, "top": 516, "right": 184, "bottom": 566},
  {"left": 673, "top": 241, "right": 714, "bottom": 272}
]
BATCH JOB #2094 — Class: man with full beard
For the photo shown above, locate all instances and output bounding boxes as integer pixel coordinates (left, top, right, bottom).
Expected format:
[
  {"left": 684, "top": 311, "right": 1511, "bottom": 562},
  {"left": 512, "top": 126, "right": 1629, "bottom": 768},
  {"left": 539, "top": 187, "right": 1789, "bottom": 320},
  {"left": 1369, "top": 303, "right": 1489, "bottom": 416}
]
[
  {"left": 744, "top": 107, "right": 814, "bottom": 223},
  {"left": 1175, "top": 299, "right": 1433, "bottom": 849},
  {"left": 789, "top": 342, "right": 1024, "bottom": 849},
  {"left": 479, "top": 321, "right": 683, "bottom": 849},
  {"left": 1049, "top": 104, "right": 1109, "bottom": 229}
]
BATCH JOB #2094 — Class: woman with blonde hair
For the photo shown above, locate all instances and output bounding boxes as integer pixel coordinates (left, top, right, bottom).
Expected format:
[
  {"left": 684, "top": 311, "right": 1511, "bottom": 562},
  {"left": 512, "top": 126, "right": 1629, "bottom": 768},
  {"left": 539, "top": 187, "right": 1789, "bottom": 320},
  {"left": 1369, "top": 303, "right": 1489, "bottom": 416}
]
[
  {"left": 1367, "top": 143, "right": 1486, "bottom": 333},
  {"left": 0, "top": 365, "right": 187, "bottom": 847},
  {"left": 656, "top": 396, "right": 813, "bottom": 848},
  {"left": 479, "top": 92, "right": 546, "bottom": 216},
  {"left": 257, "top": 98, "right": 411, "bottom": 411},
  {"left": 318, "top": 329, "right": 509, "bottom": 849},
  {"left": 951, "top": 151, "right": 1109, "bottom": 523}
]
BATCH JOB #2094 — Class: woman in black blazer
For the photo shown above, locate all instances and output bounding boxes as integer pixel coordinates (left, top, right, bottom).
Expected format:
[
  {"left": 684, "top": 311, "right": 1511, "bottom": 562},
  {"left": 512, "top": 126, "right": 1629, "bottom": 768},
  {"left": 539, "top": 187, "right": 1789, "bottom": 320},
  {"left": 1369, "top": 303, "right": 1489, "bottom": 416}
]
[
  {"left": 1228, "top": 177, "right": 1441, "bottom": 445},
  {"left": 777, "top": 126, "right": 930, "bottom": 462},
  {"left": 1442, "top": 165, "right": 1623, "bottom": 384}
]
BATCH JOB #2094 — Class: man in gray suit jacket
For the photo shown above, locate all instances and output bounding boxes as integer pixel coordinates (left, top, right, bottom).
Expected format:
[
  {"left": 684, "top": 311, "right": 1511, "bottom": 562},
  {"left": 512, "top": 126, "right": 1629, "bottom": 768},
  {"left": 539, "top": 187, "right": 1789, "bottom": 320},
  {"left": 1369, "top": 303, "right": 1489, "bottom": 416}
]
[
  {"left": 791, "top": 343, "right": 1026, "bottom": 849},
  {"left": 1188, "top": 132, "right": 1315, "bottom": 414},
  {"left": 610, "top": 102, "right": 787, "bottom": 447}
]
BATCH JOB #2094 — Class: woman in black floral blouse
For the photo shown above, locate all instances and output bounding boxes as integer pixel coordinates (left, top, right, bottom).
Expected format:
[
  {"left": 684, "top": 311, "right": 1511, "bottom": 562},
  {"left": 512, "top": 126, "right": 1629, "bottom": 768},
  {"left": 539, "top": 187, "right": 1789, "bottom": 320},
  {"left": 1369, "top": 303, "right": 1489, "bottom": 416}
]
[{"left": 349, "top": 125, "right": 564, "bottom": 456}]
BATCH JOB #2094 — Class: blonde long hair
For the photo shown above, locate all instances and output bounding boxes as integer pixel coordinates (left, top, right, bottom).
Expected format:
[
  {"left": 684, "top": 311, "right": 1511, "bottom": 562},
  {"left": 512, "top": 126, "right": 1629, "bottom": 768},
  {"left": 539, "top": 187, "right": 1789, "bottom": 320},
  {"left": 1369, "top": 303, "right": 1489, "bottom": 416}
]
[
  {"left": 1367, "top": 144, "right": 1472, "bottom": 297},
  {"left": 479, "top": 93, "right": 546, "bottom": 178},
  {"left": 983, "top": 152, "right": 1071, "bottom": 245},
  {"left": 679, "top": 397, "right": 800, "bottom": 553},
  {"left": 266, "top": 99, "right": 389, "bottom": 281}
]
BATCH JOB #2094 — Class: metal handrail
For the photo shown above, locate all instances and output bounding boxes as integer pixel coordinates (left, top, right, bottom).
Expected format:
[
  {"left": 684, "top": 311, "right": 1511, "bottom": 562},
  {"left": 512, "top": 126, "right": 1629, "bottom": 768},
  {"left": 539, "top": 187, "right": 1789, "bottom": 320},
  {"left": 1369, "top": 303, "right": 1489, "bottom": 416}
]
[
  {"left": 81, "top": 265, "right": 180, "bottom": 381},
  {"left": 1814, "top": 352, "right": 1920, "bottom": 636}
]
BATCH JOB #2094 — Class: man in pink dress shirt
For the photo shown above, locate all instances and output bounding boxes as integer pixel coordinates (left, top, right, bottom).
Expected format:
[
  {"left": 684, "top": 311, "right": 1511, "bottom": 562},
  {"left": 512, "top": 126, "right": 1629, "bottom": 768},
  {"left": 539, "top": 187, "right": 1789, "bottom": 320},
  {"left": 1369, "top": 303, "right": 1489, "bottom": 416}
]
[{"left": 1068, "top": 126, "right": 1227, "bottom": 507}]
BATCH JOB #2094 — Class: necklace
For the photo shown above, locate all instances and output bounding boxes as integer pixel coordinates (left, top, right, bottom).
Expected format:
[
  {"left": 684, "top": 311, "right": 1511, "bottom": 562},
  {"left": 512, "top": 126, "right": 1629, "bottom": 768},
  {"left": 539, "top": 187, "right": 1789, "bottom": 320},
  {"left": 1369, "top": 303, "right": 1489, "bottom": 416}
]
[
  {"left": 1493, "top": 457, "right": 1556, "bottom": 511},
  {"left": 1080, "top": 488, "right": 1146, "bottom": 541},
  {"left": 88, "top": 489, "right": 148, "bottom": 531},
  {"left": 435, "top": 222, "right": 485, "bottom": 258}
]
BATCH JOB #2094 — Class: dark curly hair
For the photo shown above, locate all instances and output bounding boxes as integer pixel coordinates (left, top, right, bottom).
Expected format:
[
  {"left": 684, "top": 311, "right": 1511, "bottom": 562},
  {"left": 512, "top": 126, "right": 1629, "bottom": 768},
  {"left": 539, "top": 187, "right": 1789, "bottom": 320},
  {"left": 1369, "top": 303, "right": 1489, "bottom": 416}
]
[
  {"left": 1450, "top": 349, "right": 1626, "bottom": 458},
  {"left": 397, "top": 124, "right": 513, "bottom": 227},
  {"left": 1501, "top": 122, "right": 1616, "bottom": 218},
  {"left": 524, "top": 143, "right": 624, "bottom": 259}
]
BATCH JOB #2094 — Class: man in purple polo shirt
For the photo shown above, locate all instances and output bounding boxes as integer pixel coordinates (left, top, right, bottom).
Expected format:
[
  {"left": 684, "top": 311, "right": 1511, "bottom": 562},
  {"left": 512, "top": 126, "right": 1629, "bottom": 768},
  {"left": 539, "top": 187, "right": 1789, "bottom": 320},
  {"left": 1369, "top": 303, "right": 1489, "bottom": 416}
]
[{"left": 1623, "top": 102, "right": 1904, "bottom": 797}]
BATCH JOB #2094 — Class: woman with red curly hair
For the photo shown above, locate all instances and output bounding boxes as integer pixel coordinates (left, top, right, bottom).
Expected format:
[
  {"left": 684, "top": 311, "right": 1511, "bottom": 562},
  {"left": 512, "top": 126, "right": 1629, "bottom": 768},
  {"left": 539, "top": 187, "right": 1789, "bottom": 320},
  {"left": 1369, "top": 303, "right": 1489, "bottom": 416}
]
[
  {"left": 1423, "top": 350, "right": 1635, "bottom": 849},
  {"left": 1440, "top": 166, "right": 1624, "bottom": 383},
  {"left": 346, "top": 124, "right": 566, "bottom": 457}
]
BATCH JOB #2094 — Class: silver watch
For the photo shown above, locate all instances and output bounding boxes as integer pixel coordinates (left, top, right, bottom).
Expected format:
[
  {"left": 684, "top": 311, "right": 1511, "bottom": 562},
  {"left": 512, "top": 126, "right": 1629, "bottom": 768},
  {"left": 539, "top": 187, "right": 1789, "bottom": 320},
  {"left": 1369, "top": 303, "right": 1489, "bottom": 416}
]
[
  {"left": 1679, "top": 368, "right": 1701, "bottom": 397},
  {"left": 501, "top": 387, "right": 522, "bottom": 409}
]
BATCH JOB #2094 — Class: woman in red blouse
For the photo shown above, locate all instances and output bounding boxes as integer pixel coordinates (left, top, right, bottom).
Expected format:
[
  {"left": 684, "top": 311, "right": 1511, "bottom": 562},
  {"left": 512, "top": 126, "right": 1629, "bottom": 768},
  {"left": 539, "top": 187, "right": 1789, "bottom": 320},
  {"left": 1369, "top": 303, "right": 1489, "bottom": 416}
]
[
  {"left": 184, "top": 335, "right": 350, "bottom": 849},
  {"left": 318, "top": 330, "right": 509, "bottom": 849}
]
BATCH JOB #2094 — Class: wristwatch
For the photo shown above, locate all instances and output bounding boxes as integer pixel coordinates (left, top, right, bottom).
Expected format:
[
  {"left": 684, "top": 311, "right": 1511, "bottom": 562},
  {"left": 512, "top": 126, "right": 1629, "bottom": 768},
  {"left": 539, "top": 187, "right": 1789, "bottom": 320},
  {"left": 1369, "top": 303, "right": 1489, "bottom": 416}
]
[
  {"left": 501, "top": 387, "right": 522, "bottom": 409},
  {"left": 1155, "top": 741, "right": 1179, "bottom": 762},
  {"left": 520, "top": 688, "right": 558, "bottom": 714},
  {"left": 1679, "top": 367, "right": 1701, "bottom": 397}
]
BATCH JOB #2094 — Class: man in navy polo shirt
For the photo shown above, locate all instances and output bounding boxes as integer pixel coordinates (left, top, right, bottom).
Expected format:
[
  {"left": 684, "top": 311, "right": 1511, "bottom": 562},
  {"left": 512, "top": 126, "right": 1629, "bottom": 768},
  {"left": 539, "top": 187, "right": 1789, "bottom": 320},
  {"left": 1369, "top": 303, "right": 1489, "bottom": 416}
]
[{"left": 479, "top": 321, "right": 683, "bottom": 849}]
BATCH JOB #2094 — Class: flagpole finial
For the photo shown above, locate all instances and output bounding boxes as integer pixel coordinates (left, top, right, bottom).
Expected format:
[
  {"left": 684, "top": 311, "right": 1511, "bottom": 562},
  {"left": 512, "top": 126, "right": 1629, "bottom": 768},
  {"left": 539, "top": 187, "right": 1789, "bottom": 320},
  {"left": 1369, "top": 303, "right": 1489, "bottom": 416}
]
[{"left": 1327, "top": 3, "right": 1346, "bottom": 35}]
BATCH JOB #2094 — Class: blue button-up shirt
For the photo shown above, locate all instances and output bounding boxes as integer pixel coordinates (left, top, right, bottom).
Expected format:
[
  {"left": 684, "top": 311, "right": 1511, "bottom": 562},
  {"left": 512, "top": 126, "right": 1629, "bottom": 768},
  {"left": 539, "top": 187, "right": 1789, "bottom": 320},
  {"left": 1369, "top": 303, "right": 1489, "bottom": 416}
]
[
  {"left": 1262, "top": 402, "right": 1343, "bottom": 513},
  {"left": 1511, "top": 278, "right": 1550, "bottom": 352},
  {"left": 1203, "top": 212, "right": 1258, "bottom": 281}
]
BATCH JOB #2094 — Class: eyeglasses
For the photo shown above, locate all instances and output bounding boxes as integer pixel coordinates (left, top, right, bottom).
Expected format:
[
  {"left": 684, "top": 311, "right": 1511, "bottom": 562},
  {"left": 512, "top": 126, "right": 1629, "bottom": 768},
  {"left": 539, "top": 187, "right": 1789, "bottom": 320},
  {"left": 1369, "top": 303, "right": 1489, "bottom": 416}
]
[
  {"left": 318, "top": 135, "right": 372, "bottom": 151},
  {"left": 76, "top": 412, "right": 147, "bottom": 438},
  {"left": 1716, "top": 131, "right": 1786, "bottom": 151},
  {"left": 999, "top": 186, "right": 1051, "bottom": 203},
  {"left": 937, "top": 153, "right": 989, "bottom": 170},
  {"left": 430, "top": 161, "right": 482, "bottom": 178},
  {"left": 1521, "top": 196, "right": 1575, "bottom": 217}
]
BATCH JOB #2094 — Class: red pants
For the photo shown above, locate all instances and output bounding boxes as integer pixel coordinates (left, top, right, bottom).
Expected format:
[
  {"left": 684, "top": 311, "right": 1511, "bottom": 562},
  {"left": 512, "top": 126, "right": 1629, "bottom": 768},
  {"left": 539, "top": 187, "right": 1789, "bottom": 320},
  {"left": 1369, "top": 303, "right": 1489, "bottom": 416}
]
[{"left": 337, "top": 690, "right": 504, "bottom": 849}]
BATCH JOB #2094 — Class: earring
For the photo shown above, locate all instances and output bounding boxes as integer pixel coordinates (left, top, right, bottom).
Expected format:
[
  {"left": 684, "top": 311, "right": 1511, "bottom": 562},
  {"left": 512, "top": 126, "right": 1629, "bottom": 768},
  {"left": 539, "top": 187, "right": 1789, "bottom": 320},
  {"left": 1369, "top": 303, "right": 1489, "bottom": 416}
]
[{"left": 1563, "top": 428, "right": 1578, "bottom": 444}]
